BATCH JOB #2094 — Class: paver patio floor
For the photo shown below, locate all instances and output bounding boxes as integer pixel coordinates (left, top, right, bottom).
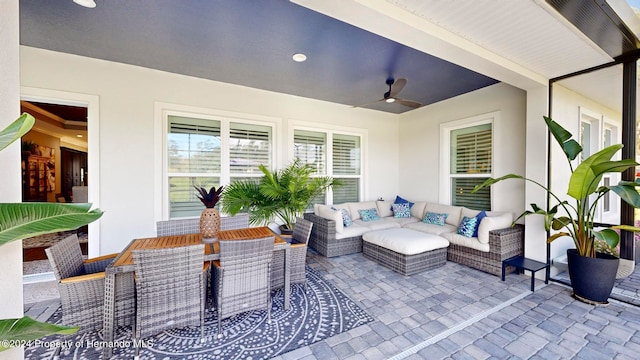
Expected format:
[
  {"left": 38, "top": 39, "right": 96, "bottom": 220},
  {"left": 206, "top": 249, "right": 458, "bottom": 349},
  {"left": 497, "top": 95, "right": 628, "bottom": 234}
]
[{"left": 24, "top": 250, "right": 640, "bottom": 359}]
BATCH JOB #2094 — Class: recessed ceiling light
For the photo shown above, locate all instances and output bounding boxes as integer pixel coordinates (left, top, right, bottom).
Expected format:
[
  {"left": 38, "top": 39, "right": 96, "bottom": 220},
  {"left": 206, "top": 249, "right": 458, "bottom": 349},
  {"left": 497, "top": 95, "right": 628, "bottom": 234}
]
[
  {"left": 73, "top": 0, "right": 96, "bottom": 8},
  {"left": 292, "top": 53, "right": 307, "bottom": 62},
  {"left": 76, "top": 134, "right": 84, "bottom": 138},
  {"left": 385, "top": 98, "right": 396, "bottom": 103}
]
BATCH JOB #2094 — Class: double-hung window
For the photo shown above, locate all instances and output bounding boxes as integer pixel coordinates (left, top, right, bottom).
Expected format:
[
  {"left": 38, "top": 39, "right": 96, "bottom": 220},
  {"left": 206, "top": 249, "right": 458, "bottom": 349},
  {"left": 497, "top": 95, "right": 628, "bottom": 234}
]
[
  {"left": 446, "top": 121, "right": 493, "bottom": 210},
  {"left": 166, "top": 113, "right": 273, "bottom": 219},
  {"left": 229, "top": 122, "right": 272, "bottom": 183},
  {"left": 332, "top": 134, "right": 361, "bottom": 204},
  {"left": 293, "top": 128, "right": 362, "bottom": 205}
]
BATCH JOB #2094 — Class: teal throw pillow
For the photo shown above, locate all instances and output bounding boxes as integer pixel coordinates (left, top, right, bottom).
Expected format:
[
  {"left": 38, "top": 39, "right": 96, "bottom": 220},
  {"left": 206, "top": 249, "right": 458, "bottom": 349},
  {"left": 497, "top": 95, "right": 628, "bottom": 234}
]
[
  {"left": 422, "top": 212, "right": 448, "bottom": 226},
  {"left": 392, "top": 203, "right": 411, "bottom": 218},
  {"left": 457, "top": 216, "right": 478, "bottom": 238},
  {"left": 332, "top": 207, "right": 353, "bottom": 227},
  {"left": 358, "top": 208, "right": 380, "bottom": 222}
]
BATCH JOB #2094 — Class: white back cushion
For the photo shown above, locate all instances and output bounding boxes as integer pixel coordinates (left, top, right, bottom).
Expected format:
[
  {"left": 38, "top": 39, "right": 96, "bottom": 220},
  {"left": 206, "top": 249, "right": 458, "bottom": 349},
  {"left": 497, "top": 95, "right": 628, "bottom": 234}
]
[
  {"left": 315, "top": 204, "right": 344, "bottom": 233},
  {"left": 348, "top": 201, "right": 377, "bottom": 221},
  {"left": 477, "top": 213, "right": 513, "bottom": 244},
  {"left": 376, "top": 200, "right": 394, "bottom": 218},
  {"left": 425, "top": 203, "right": 463, "bottom": 226},
  {"left": 411, "top": 201, "right": 428, "bottom": 220}
]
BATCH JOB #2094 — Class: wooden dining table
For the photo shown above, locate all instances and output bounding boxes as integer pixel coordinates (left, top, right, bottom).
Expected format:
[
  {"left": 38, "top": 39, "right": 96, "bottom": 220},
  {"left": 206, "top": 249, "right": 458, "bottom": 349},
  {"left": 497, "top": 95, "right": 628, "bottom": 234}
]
[{"left": 102, "top": 227, "right": 291, "bottom": 358}]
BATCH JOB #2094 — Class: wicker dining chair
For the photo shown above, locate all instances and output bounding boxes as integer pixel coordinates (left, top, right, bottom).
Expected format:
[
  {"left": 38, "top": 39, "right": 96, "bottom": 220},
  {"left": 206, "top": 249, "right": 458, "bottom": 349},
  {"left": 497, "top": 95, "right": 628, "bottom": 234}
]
[
  {"left": 132, "top": 244, "right": 208, "bottom": 355},
  {"left": 212, "top": 236, "right": 273, "bottom": 336},
  {"left": 156, "top": 213, "right": 250, "bottom": 236},
  {"left": 271, "top": 217, "right": 313, "bottom": 290},
  {"left": 45, "top": 233, "right": 119, "bottom": 332}
]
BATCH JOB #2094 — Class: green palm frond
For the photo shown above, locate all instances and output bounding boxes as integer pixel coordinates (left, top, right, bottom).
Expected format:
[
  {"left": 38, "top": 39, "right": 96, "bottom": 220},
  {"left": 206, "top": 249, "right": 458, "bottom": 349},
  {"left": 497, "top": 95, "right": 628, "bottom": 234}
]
[
  {"left": 221, "top": 159, "right": 339, "bottom": 229},
  {"left": 0, "top": 203, "right": 103, "bottom": 246},
  {"left": 0, "top": 113, "right": 35, "bottom": 152},
  {"left": 0, "top": 317, "right": 78, "bottom": 352}
]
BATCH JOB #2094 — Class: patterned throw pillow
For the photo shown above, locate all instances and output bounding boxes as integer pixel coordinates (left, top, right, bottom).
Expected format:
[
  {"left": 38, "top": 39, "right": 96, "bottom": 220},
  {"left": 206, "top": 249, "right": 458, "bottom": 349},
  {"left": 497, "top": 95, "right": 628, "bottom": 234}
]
[
  {"left": 393, "top": 195, "right": 414, "bottom": 209},
  {"left": 358, "top": 208, "right": 380, "bottom": 222},
  {"left": 422, "top": 212, "right": 448, "bottom": 226},
  {"left": 332, "top": 207, "right": 353, "bottom": 227},
  {"left": 457, "top": 216, "right": 478, "bottom": 238},
  {"left": 472, "top": 211, "right": 487, "bottom": 237},
  {"left": 392, "top": 203, "right": 411, "bottom": 218}
]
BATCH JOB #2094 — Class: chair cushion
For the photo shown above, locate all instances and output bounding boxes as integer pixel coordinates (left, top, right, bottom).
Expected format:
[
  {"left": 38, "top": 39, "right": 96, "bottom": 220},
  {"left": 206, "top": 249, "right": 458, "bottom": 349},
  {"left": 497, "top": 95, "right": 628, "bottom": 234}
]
[{"left": 363, "top": 228, "right": 449, "bottom": 256}]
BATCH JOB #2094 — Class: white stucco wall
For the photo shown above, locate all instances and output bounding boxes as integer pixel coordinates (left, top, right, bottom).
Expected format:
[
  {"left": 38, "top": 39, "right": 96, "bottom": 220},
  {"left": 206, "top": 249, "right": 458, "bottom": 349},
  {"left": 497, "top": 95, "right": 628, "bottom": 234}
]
[
  {"left": 0, "top": 1, "right": 25, "bottom": 359},
  {"left": 397, "top": 82, "right": 527, "bottom": 217},
  {"left": 20, "top": 46, "right": 400, "bottom": 254}
]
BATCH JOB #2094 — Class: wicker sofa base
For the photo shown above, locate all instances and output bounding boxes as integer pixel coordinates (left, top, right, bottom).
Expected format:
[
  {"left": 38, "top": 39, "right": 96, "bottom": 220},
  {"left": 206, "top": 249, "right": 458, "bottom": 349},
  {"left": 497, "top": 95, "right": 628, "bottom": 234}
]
[
  {"left": 305, "top": 213, "right": 363, "bottom": 257},
  {"left": 446, "top": 225, "right": 524, "bottom": 276},
  {"left": 363, "top": 241, "right": 447, "bottom": 276},
  {"left": 304, "top": 213, "right": 525, "bottom": 277}
]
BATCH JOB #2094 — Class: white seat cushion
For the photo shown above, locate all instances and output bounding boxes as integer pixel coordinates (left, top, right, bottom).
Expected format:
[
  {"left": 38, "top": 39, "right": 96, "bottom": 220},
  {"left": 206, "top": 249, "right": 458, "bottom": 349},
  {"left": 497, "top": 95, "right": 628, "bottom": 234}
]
[
  {"left": 362, "top": 228, "right": 449, "bottom": 255},
  {"left": 336, "top": 222, "right": 369, "bottom": 239},
  {"left": 440, "top": 232, "right": 490, "bottom": 252},
  {"left": 353, "top": 219, "right": 400, "bottom": 231},
  {"left": 403, "top": 221, "right": 457, "bottom": 235},
  {"left": 382, "top": 216, "right": 420, "bottom": 227}
]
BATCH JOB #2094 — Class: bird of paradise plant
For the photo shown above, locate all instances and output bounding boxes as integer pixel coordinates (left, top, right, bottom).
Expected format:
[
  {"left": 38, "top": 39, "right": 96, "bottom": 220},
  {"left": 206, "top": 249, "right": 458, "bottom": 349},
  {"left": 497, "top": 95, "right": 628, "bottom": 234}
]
[{"left": 473, "top": 116, "right": 640, "bottom": 258}]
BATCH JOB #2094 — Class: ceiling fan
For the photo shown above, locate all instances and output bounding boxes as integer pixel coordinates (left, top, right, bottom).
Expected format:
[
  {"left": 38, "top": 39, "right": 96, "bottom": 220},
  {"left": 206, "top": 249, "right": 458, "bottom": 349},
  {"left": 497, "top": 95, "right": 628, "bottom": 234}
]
[{"left": 355, "top": 78, "right": 423, "bottom": 109}]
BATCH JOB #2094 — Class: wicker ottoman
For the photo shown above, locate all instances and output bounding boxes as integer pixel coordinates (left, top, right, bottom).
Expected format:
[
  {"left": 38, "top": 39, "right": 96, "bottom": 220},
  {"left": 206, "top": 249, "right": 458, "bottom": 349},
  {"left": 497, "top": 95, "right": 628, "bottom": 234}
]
[{"left": 362, "top": 228, "right": 449, "bottom": 275}]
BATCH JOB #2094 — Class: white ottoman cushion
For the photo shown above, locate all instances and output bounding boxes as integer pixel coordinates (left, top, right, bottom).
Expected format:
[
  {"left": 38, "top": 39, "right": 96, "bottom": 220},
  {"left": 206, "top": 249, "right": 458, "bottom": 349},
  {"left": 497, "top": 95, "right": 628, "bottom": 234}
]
[{"left": 363, "top": 228, "right": 449, "bottom": 256}]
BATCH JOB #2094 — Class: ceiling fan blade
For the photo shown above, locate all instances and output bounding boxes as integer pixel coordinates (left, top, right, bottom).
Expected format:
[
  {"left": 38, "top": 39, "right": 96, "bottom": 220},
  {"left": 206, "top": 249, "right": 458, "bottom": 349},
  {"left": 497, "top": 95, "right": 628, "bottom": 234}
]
[
  {"left": 389, "top": 78, "right": 407, "bottom": 97},
  {"left": 396, "top": 98, "right": 422, "bottom": 108},
  {"left": 352, "top": 99, "right": 385, "bottom": 108}
]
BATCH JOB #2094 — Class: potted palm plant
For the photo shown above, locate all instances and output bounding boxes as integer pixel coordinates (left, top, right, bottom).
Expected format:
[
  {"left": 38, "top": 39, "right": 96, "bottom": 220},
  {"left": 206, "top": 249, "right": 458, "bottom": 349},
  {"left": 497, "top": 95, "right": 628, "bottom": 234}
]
[
  {"left": 221, "top": 159, "right": 339, "bottom": 234},
  {"left": 474, "top": 116, "right": 640, "bottom": 304},
  {"left": 0, "top": 113, "right": 104, "bottom": 350}
]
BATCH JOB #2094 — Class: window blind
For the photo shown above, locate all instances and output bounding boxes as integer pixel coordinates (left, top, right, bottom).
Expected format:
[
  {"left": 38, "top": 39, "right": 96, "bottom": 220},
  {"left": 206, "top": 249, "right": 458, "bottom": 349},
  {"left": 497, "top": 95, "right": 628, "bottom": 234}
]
[
  {"left": 168, "top": 176, "right": 220, "bottom": 218},
  {"left": 294, "top": 129, "right": 326, "bottom": 174},
  {"left": 333, "top": 134, "right": 361, "bottom": 175},
  {"left": 168, "top": 116, "right": 221, "bottom": 173},
  {"left": 333, "top": 178, "right": 360, "bottom": 204},
  {"left": 451, "top": 178, "right": 490, "bottom": 210},
  {"left": 450, "top": 125, "right": 492, "bottom": 174},
  {"left": 450, "top": 123, "right": 492, "bottom": 210},
  {"left": 230, "top": 122, "right": 271, "bottom": 174}
]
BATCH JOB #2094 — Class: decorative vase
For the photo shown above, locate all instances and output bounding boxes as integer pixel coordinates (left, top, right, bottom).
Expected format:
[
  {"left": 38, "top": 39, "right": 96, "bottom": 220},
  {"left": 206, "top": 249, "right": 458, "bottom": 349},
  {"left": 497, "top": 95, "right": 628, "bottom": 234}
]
[
  {"left": 567, "top": 248, "right": 619, "bottom": 304},
  {"left": 200, "top": 208, "right": 221, "bottom": 239}
]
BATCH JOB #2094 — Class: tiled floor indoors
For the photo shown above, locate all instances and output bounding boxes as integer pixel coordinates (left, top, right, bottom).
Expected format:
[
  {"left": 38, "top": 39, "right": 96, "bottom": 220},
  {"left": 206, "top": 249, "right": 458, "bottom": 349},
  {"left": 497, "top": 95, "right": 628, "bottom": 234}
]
[{"left": 24, "top": 249, "right": 640, "bottom": 359}]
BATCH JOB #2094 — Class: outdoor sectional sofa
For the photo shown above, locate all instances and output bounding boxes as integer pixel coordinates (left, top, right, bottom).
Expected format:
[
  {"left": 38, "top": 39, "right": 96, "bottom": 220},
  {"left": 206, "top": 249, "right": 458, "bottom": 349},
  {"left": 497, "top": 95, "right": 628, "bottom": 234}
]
[{"left": 304, "top": 199, "right": 524, "bottom": 276}]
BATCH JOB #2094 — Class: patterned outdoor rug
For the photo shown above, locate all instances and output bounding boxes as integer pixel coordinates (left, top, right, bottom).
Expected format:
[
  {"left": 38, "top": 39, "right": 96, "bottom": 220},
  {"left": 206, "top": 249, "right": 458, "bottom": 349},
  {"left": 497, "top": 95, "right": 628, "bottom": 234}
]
[{"left": 25, "top": 267, "right": 373, "bottom": 359}]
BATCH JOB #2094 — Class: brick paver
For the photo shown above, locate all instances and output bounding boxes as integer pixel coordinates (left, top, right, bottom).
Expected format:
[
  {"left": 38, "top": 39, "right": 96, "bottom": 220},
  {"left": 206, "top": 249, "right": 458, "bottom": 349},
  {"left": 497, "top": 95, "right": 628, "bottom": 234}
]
[{"left": 25, "top": 249, "right": 640, "bottom": 359}]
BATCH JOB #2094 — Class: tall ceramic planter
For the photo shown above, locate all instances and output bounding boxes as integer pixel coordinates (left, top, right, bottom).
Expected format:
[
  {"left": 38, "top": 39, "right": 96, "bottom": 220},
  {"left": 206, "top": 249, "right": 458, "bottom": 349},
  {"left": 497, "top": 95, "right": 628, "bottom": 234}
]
[
  {"left": 200, "top": 208, "right": 221, "bottom": 239},
  {"left": 567, "top": 248, "right": 619, "bottom": 304}
]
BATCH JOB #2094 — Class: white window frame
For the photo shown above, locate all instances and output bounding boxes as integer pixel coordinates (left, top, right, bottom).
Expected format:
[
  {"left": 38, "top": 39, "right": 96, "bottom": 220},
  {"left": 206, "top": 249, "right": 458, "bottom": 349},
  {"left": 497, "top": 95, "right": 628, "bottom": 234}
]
[
  {"left": 601, "top": 116, "right": 621, "bottom": 223},
  {"left": 156, "top": 103, "right": 279, "bottom": 220},
  {"left": 439, "top": 112, "right": 496, "bottom": 208},
  {"left": 578, "top": 107, "right": 622, "bottom": 225},
  {"left": 288, "top": 120, "right": 367, "bottom": 205}
]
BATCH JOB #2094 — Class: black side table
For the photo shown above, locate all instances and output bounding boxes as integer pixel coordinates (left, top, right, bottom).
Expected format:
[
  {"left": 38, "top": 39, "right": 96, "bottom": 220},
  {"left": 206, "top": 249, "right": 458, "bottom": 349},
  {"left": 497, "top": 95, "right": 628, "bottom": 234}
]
[{"left": 502, "top": 255, "right": 549, "bottom": 291}]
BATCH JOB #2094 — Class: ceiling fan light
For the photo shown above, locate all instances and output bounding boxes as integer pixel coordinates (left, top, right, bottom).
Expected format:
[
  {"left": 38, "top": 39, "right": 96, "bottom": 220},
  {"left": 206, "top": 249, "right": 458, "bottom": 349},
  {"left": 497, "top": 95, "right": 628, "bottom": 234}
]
[
  {"left": 292, "top": 53, "right": 307, "bottom": 62},
  {"left": 385, "top": 98, "right": 396, "bottom": 103},
  {"left": 73, "top": 0, "right": 96, "bottom": 8}
]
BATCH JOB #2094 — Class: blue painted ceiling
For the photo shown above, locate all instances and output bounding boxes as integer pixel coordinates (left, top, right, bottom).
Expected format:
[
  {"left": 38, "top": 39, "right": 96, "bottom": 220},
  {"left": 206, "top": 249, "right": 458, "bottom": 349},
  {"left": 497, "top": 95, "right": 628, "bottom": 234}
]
[{"left": 20, "top": 0, "right": 499, "bottom": 114}]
